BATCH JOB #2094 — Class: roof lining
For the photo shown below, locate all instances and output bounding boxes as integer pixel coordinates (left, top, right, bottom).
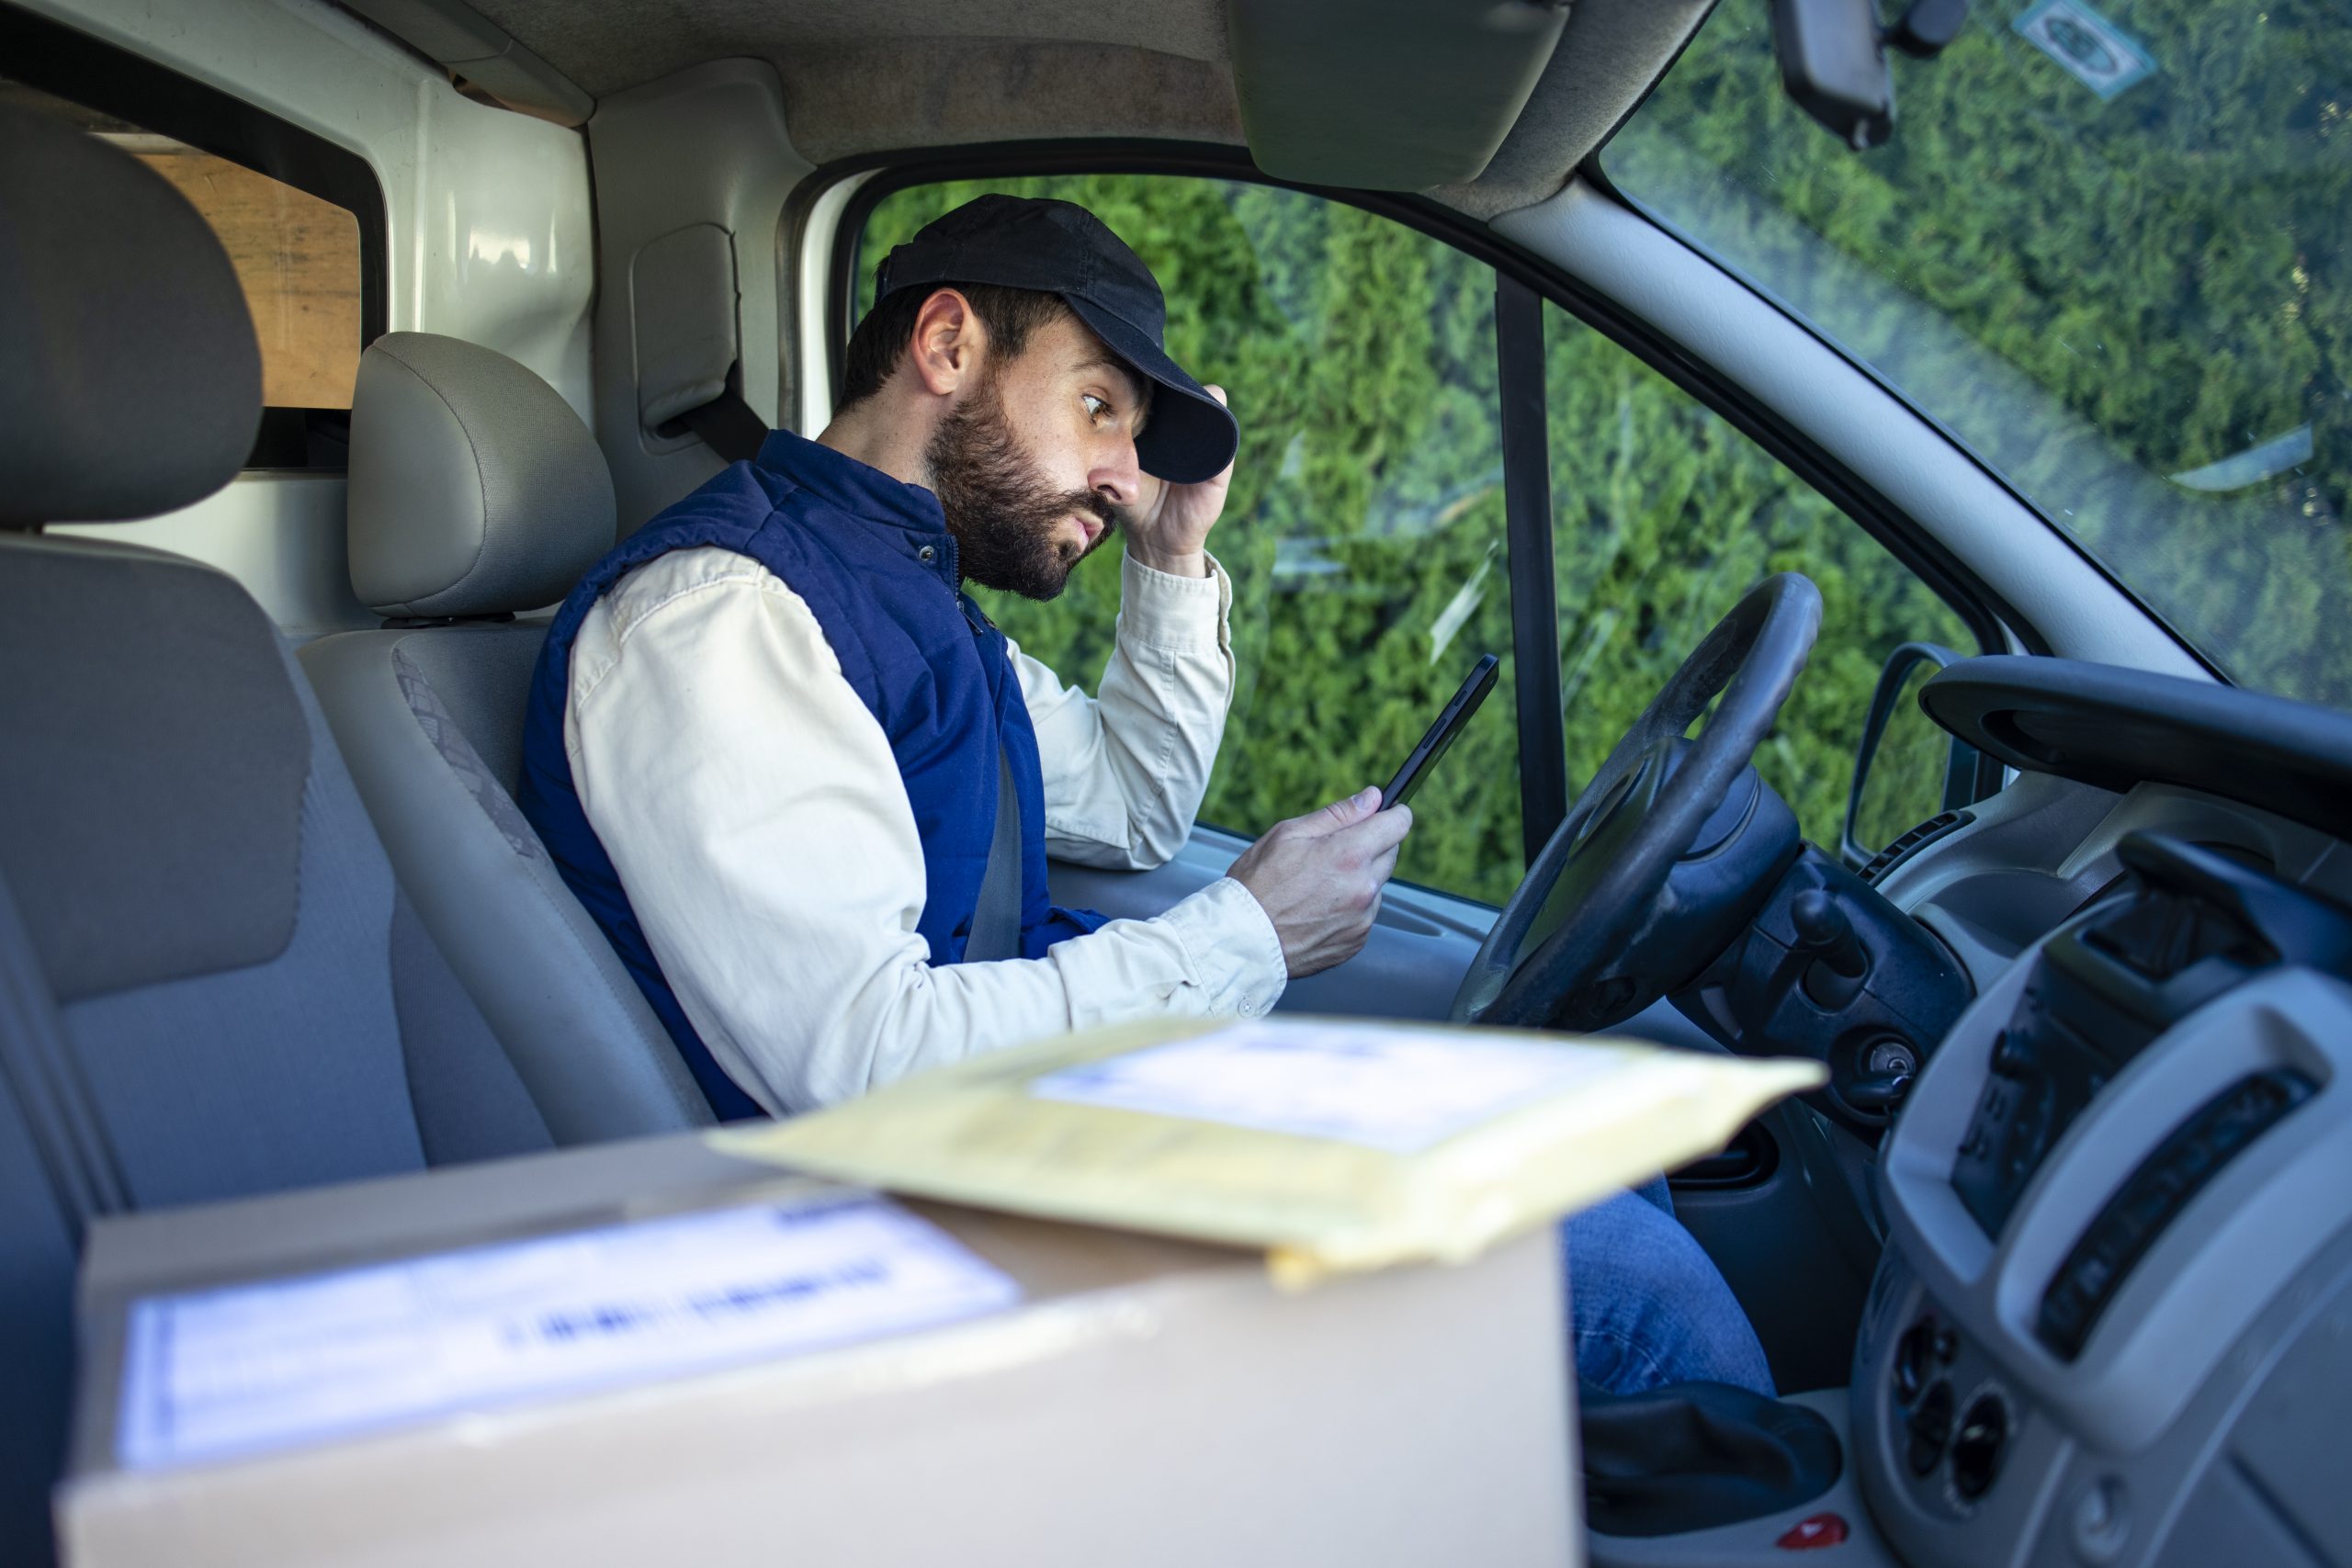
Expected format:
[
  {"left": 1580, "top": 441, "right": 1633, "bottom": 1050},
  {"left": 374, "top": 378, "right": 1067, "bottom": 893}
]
[{"left": 414, "top": 0, "right": 1710, "bottom": 219}]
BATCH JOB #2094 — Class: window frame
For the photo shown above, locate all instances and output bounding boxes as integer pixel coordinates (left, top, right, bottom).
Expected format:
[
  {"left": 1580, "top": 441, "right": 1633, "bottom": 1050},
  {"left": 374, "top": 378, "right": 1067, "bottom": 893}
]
[
  {"left": 814, "top": 141, "right": 2014, "bottom": 874},
  {"left": 1, "top": 2, "right": 389, "bottom": 471}
]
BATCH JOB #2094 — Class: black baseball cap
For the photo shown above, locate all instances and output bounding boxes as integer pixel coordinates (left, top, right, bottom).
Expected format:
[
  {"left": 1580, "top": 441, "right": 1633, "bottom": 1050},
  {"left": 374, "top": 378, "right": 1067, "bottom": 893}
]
[{"left": 869, "top": 195, "right": 1239, "bottom": 485}]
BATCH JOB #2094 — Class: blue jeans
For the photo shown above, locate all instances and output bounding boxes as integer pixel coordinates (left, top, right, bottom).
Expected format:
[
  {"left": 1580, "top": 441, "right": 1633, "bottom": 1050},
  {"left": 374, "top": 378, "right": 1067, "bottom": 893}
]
[{"left": 1562, "top": 1179, "right": 1775, "bottom": 1397}]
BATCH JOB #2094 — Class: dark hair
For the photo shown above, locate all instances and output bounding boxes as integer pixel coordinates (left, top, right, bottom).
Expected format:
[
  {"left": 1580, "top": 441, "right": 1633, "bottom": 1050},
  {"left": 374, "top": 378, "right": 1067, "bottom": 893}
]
[{"left": 837, "top": 281, "right": 1075, "bottom": 409}]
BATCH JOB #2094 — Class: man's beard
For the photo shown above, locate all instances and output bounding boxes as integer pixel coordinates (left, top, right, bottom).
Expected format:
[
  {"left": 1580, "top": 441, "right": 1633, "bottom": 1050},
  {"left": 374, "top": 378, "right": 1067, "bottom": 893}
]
[{"left": 924, "top": 380, "right": 1115, "bottom": 602}]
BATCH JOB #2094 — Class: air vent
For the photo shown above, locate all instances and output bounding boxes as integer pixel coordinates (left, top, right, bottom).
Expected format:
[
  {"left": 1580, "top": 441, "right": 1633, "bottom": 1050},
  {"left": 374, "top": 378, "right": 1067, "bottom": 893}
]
[{"left": 1860, "top": 810, "right": 1973, "bottom": 886}]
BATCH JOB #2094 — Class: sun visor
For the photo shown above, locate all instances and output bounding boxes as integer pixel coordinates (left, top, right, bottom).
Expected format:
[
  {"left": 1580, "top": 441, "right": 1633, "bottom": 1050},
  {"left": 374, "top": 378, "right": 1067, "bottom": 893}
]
[{"left": 1227, "top": 0, "right": 1569, "bottom": 189}]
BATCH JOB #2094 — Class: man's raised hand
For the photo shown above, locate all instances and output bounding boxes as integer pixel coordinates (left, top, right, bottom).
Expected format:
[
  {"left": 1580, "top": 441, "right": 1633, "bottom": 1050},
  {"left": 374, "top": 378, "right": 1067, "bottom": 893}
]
[
  {"left": 1227, "top": 785, "right": 1414, "bottom": 978},
  {"left": 1123, "top": 384, "right": 1232, "bottom": 578}
]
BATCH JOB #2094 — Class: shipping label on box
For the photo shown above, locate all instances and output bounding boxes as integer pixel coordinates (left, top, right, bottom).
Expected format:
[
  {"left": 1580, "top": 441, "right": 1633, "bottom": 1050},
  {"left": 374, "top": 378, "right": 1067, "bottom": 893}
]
[{"left": 116, "top": 1192, "right": 1017, "bottom": 1470}]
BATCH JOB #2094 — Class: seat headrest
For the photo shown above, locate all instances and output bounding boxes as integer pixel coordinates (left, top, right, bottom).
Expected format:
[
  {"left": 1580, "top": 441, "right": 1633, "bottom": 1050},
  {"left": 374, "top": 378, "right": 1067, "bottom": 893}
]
[
  {"left": 348, "top": 333, "right": 616, "bottom": 619},
  {"left": 0, "top": 105, "right": 262, "bottom": 528}
]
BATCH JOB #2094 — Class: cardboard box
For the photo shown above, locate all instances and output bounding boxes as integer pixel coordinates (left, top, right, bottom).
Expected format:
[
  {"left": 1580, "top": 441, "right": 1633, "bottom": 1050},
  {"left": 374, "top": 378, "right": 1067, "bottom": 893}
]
[{"left": 59, "top": 1131, "right": 1578, "bottom": 1567}]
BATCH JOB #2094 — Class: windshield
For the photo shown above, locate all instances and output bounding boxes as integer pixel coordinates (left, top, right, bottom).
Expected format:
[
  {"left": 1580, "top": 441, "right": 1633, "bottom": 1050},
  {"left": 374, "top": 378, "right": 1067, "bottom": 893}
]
[{"left": 1606, "top": 2, "right": 2351, "bottom": 707}]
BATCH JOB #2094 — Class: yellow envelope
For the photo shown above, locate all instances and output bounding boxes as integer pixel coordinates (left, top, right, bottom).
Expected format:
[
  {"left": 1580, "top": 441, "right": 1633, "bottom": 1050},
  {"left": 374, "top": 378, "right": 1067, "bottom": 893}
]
[{"left": 715, "top": 1015, "right": 1826, "bottom": 1286}]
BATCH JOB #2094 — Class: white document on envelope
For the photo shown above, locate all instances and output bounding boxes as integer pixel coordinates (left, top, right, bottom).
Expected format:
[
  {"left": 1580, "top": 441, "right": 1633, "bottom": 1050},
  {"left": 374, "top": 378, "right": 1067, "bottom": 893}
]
[
  {"left": 1029, "top": 1020, "right": 1624, "bottom": 1152},
  {"left": 116, "top": 1195, "right": 1020, "bottom": 1470}
]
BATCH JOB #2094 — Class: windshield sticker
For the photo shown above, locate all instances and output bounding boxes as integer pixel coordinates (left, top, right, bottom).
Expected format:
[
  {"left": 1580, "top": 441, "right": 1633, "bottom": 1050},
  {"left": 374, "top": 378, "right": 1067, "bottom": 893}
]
[
  {"left": 115, "top": 1196, "right": 1020, "bottom": 1471},
  {"left": 2015, "top": 0, "right": 2155, "bottom": 100},
  {"left": 1029, "top": 1021, "right": 1624, "bottom": 1153}
]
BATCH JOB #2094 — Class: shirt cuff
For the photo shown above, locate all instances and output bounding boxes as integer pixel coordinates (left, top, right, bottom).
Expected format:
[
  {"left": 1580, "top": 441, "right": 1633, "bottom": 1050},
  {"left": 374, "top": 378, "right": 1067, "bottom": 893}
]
[
  {"left": 1118, "top": 549, "right": 1232, "bottom": 655},
  {"left": 1158, "top": 874, "right": 1289, "bottom": 1019}
]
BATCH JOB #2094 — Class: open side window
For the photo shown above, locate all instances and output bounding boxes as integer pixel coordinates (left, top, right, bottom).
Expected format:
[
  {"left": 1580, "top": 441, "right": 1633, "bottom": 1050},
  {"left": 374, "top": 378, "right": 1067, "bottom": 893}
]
[{"left": 839, "top": 166, "right": 1996, "bottom": 900}]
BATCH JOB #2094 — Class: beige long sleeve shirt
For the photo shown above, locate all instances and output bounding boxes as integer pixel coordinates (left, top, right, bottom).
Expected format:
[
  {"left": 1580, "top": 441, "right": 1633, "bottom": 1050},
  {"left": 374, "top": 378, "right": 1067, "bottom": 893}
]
[{"left": 563, "top": 545, "right": 1287, "bottom": 1115}]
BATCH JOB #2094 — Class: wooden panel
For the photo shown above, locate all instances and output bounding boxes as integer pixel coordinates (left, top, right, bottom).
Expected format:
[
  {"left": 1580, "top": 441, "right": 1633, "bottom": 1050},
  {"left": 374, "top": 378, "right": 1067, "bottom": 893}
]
[{"left": 127, "top": 138, "right": 361, "bottom": 409}]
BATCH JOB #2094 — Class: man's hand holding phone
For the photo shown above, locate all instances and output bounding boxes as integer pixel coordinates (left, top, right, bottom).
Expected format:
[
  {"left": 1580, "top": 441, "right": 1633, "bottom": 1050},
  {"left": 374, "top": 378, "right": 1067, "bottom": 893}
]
[{"left": 1227, "top": 786, "right": 1413, "bottom": 978}]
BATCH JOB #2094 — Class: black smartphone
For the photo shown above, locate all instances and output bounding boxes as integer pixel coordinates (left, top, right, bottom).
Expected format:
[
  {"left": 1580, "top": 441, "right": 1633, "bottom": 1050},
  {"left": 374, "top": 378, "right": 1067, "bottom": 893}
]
[{"left": 1381, "top": 653, "right": 1500, "bottom": 810}]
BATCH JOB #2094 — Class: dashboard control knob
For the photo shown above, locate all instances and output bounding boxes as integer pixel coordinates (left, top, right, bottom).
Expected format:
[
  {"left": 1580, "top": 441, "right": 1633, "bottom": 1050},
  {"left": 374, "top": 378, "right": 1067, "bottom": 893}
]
[
  {"left": 1905, "top": 1379, "right": 1954, "bottom": 1478},
  {"left": 1894, "top": 1319, "right": 1935, "bottom": 1401},
  {"left": 1993, "top": 1031, "right": 2035, "bottom": 1077},
  {"left": 1951, "top": 1393, "right": 2008, "bottom": 1499}
]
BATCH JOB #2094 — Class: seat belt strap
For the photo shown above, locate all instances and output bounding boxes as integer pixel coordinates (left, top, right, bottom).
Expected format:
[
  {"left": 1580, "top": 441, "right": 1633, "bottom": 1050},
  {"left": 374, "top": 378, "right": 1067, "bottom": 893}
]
[
  {"left": 967, "top": 743, "right": 1023, "bottom": 962},
  {"left": 0, "top": 863, "right": 127, "bottom": 1240},
  {"left": 678, "top": 390, "right": 769, "bottom": 465}
]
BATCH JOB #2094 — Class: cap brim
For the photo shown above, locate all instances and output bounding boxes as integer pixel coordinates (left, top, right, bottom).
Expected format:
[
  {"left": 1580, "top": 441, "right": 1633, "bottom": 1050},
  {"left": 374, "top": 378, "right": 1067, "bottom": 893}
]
[{"left": 1066, "top": 298, "right": 1239, "bottom": 485}]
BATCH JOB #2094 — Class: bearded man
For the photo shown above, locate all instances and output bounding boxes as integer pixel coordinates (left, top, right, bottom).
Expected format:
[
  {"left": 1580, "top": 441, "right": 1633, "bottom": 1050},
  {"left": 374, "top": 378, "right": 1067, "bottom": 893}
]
[{"left": 518, "top": 196, "right": 1776, "bottom": 1399}]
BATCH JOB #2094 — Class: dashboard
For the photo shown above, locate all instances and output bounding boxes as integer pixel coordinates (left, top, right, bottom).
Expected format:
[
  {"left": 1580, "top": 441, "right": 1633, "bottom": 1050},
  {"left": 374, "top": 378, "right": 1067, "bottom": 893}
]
[{"left": 1841, "top": 660, "right": 2352, "bottom": 1568}]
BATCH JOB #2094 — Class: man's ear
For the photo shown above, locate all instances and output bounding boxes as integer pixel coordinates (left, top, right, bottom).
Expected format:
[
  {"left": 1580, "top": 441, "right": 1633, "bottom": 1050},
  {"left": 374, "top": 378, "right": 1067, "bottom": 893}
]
[{"left": 908, "top": 288, "right": 986, "bottom": 399}]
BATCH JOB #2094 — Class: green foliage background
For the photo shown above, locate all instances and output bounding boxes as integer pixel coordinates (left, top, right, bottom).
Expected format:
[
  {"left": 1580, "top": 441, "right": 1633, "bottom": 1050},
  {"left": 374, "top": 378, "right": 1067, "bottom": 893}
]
[
  {"left": 862, "top": 173, "right": 1972, "bottom": 905},
  {"left": 1612, "top": 0, "right": 2351, "bottom": 707}
]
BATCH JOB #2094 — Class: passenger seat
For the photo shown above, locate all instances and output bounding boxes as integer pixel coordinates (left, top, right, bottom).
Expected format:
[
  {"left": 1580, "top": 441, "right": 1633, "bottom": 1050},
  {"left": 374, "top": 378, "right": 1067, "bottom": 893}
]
[
  {"left": 0, "top": 107, "right": 560, "bottom": 1565},
  {"left": 300, "top": 334, "right": 713, "bottom": 1143}
]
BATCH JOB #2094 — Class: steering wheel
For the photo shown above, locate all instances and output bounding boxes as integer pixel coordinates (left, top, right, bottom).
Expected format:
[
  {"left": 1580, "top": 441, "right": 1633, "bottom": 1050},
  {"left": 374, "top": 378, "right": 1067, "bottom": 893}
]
[{"left": 1451, "top": 573, "right": 1823, "bottom": 1030}]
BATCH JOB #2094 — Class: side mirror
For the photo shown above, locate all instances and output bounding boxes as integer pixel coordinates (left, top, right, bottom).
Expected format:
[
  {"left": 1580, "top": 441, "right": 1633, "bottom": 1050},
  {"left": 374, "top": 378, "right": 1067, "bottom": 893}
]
[{"left": 1843, "top": 643, "right": 1996, "bottom": 872}]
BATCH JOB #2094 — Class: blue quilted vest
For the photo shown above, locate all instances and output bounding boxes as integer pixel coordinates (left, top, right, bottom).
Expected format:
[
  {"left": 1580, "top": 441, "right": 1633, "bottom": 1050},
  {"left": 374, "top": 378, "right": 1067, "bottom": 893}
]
[{"left": 516, "top": 429, "right": 1105, "bottom": 1120}]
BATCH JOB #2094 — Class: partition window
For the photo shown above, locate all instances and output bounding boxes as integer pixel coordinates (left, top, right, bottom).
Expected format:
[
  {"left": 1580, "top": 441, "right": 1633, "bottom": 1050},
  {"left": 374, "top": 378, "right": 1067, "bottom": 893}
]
[{"left": 1, "top": 8, "right": 386, "bottom": 468}]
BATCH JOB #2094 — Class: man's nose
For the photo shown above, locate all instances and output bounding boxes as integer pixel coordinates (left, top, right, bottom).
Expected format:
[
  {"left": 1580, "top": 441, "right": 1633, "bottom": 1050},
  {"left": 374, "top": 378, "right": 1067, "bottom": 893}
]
[{"left": 1091, "top": 435, "right": 1143, "bottom": 510}]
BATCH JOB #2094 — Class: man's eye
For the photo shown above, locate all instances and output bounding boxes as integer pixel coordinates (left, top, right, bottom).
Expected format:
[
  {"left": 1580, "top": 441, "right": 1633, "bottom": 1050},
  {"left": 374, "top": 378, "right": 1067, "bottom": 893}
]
[{"left": 1081, "top": 393, "right": 1111, "bottom": 423}]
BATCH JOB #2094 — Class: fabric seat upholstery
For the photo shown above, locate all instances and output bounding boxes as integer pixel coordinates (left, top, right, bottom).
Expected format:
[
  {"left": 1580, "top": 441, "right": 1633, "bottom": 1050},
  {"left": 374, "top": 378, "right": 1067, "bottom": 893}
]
[
  {"left": 0, "top": 108, "right": 558, "bottom": 1566},
  {"left": 300, "top": 333, "right": 713, "bottom": 1141}
]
